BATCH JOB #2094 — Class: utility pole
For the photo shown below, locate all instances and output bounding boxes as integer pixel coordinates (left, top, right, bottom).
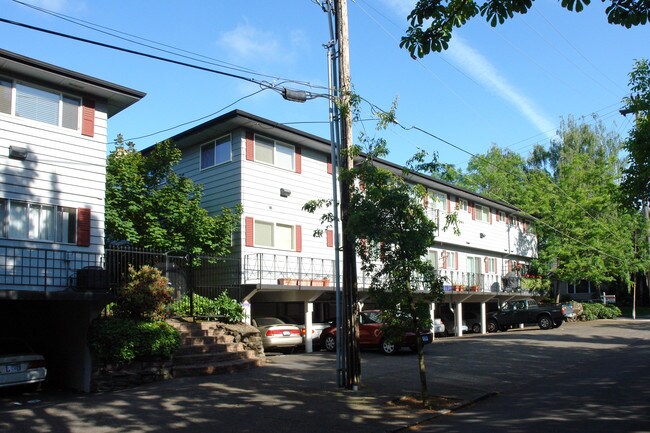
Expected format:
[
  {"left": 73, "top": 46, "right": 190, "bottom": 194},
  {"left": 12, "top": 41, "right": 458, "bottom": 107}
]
[{"left": 334, "top": 0, "right": 361, "bottom": 389}]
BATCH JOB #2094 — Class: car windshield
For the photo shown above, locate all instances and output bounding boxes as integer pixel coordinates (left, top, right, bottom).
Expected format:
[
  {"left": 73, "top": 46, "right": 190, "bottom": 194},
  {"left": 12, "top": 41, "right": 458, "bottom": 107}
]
[
  {"left": 255, "top": 318, "right": 286, "bottom": 326},
  {"left": 0, "top": 339, "right": 33, "bottom": 356}
]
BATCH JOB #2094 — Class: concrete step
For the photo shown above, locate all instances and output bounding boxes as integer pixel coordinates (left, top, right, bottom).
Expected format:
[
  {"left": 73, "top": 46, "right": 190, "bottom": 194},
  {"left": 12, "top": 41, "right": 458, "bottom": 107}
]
[
  {"left": 176, "top": 342, "right": 244, "bottom": 355},
  {"left": 173, "top": 349, "right": 258, "bottom": 366},
  {"left": 172, "top": 358, "right": 265, "bottom": 378}
]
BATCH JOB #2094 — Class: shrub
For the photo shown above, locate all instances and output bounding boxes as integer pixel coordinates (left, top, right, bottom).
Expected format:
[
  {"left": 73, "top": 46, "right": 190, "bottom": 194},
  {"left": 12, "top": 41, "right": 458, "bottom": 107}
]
[
  {"left": 169, "top": 292, "right": 244, "bottom": 324},
  {"left": 113, "top": 265, "right": 173, "bottom": 321},
  {"left": 579, "top": 303, "right": 622, "bottom": 321},
  {"left": 88, "top": 317, "right": 180, "bottom": 364}
]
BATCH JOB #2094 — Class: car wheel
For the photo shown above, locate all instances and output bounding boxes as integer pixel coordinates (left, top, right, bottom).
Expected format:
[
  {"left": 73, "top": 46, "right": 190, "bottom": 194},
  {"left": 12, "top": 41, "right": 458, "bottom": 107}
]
[
  {"left": 487, "top": 319, "right": 499, "bottom": 333},
  {"left": 553, "top": 319, "right": 563, "bottom": 328},
  {"left": 323, "top": 334, "right": 336, "bottom": 352},
  {"left": 538, "top": 315, "right": 553, "bottom": 330},
  {"left": 380, "top": 339, "right": 399, "bottom": 355},
  {"left": 471, "top": 323, "right": 481, "bottom": 334}
]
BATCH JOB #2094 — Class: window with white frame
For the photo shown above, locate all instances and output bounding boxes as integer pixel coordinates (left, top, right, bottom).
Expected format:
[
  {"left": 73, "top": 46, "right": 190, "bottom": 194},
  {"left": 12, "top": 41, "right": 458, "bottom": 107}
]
[
  {"left": 1, "top": 78, "right": 81, "bottom": 131},
  {"left": 447, "top": 251, "right": 457, "bottom": 269},
  {"left": 475, "top": 204, "right": 490, "bottom": 223},
  {"left": 457, "top": 198, "right": 468, "bottom": 212},
  {"left": 255, "top": 135, "right": 294, "bottom": 170},
  {"left": 466, "top": 256, "right": 482, "bottom": 274},
  {"left": 200, "top": 135, "right": 231, "bottom": 169},
  {"left": 486, "top": 257, "right": 497, "bottom": 273},
  {"left": 0, "top": 199, "right": 78, "bottom": 243},
  {"left": 498, "top": 210, "right": 506, "bottom": 222},
  {"left": 427, "top": 250, "right": 438, "bottom": 269},
  {"left": 254, "top": 220, "right": 295, "bottom": 250},
  {"left": 430, "top": 191, "right": 446, "bottom": 211}
]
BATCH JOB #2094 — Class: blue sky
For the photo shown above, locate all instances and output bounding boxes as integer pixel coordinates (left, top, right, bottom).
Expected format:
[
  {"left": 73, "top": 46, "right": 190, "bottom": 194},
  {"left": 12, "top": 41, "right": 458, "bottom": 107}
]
[{"left": 1, "top": 0, "right": 647, "bottom": 169}]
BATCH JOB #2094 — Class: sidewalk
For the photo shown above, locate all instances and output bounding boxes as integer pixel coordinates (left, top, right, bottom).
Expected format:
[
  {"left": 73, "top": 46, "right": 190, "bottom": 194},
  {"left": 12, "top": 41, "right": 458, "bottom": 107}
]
[{"left": 1, "top": 350, "right": 488, "bottom": 433}]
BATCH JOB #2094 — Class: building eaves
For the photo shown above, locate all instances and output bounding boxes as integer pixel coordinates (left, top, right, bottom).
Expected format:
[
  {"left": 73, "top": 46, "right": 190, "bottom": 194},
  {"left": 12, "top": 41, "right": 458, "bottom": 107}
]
[{"left": 0, "top": 48, "right": 146, "bottom": 117}]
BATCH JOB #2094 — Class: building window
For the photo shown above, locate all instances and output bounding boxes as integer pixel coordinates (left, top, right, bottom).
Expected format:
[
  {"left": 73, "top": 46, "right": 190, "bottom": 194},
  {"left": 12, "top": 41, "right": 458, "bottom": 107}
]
[
  {"left": 486, "top": 257, "right": 497, "bottom": 273},
  {"left": 254, "top": 220, "right": 295, "bottom": 250},
  {"left": 429, "top": 191, "right": 447, "bottom": 212},
  {"left": 255, "top": 135, "right": 294, "bottom": 170},
  {"left": 498, "top": 210, "right": 506, "bottom": 222},
  {"left": 447, "top": 251, "right": 457, "bottom": 269},
  {"left": 0, "top": 199, "right": 78, "bottom": 244},
  {"left": 200, "top": 135, "right": 231, "bottom": 169},
  {"left": 457, "top": 199, "right": 468, "bottom": 212},
  {"left": 1, "top": 78, "right": 81, "bottom": 131},
  {"left": 427, "top": 250, "right": 438, "bottom": 269},
  {"left": 475, "top": 204, "right": 490, "bottom": 223}
]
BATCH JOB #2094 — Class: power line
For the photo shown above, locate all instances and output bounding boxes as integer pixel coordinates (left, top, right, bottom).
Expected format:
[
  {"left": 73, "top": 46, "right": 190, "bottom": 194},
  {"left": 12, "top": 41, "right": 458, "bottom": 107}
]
[
  {"left": 118, "top": 88, "right": 270, "bottom": 143},
  {"left": 11, "top": 0, "right": 330, "bottom": 91},
  {"left": 0, "top": 17, "right": 327, "bottom": 101}
]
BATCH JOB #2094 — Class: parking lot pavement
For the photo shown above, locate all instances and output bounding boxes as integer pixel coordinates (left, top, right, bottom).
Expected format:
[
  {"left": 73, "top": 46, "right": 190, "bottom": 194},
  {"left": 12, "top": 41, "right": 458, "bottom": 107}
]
[{"left": 1, "top": 319, "right": 649, "bottom": 433}]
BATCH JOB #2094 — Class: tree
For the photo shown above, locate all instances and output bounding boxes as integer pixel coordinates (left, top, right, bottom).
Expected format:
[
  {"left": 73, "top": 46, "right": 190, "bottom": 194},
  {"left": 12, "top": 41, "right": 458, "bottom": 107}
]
[
  {"left": 345, "top": 137, "right": 444, "bottom": 404},
  {"left": 106, "top": 137, "right": 241, "bottom": 255},
  {"left": 400, "top": 0, "right": 650, "bottom": 57},
  {"left": 621, "top": 58, "right": 650, "bottom": 210}
]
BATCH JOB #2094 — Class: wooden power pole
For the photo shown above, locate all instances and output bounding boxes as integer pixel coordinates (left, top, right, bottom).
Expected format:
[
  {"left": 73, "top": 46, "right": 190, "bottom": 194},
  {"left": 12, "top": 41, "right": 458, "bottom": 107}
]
[{"left": 334, "top": 0, "right": 361, "bottom": 389}]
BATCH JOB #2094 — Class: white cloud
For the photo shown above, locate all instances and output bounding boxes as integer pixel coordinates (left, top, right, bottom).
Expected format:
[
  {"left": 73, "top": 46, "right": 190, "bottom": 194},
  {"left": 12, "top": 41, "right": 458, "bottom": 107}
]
[
  {"left": 28, "top": 0, "right": 76, "bottom": 12},
  {"left": 447, "top": 36, "right": 557, "bottom": 138},
  {"left": 381, "top": 0, "right": 414, "bottom": 17},
  {"left": 217, "top": 21, "right": 291, "bottom": 64}
]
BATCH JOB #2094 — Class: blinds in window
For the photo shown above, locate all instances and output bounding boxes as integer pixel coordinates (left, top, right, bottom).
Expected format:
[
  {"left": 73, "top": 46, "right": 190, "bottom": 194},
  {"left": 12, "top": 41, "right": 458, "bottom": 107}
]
[
  {"left": 62, "top": 96, "right": 80, "bottom": 130},
  {"left": 15, "top": 83, "right": 59, "bottom": 126},
  {"left": 0, "top": 79, "right": 11, "bottom": 114}
]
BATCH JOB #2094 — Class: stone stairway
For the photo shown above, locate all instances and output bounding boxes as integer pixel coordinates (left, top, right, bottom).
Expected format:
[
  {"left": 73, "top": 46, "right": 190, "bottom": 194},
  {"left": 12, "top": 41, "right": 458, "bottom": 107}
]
[{"left": 168, "top": 320, "right": 266, "bottom": 378}]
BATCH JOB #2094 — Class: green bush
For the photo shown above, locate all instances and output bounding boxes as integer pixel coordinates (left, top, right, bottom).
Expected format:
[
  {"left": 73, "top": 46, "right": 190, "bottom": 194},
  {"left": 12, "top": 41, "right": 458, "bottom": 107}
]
[
  {"left": 113, "top": 265, "right": 173, "bottom": 321},
  {"left": 169, "top": 292, "right": 244, "bottom": 324},
  {"left": 88, "top": 317, "right": 180, "bottom": 364},
  {"left": 579, "top": 303, "right": 622, "bottom": 321}
]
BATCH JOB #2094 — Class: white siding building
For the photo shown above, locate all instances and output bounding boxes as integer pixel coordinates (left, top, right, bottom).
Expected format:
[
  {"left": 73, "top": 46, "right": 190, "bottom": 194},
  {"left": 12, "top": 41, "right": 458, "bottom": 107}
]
[
  {"left": 159, "top": 110, "right": 538, "bottom": 340},
  {"left": 0, "top": 49, "right": 144, "bottom": 391}
]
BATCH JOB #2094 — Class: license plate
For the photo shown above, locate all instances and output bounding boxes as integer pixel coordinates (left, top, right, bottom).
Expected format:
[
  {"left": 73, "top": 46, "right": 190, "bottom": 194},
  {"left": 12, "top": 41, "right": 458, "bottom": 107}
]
[
  {"left": 422, "top": 336, "right": 430, "bottom": 343},
  {"left": 4, "top": 364, "right": 21, "bottom": 373},
  {"left": 282, "top": 331, "right": 290, "bottom": 336}
]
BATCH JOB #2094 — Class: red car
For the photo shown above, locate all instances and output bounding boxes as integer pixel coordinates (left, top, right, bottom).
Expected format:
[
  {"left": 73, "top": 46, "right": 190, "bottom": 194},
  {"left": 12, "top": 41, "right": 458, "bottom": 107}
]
[{"left": 320, "top": 310, "right": 433, "bottom": 355}]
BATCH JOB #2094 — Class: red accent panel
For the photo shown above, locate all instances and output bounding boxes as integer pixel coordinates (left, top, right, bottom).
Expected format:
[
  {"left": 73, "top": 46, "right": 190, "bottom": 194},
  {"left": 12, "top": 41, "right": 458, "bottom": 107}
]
[
  {"left": 246, "top": 131, "right": 255, "bottom": 161},
  {"left": 447, "top": 195, "right": 451, "bottom": 213},
  {"left": 469, "top": 201, "right": 475, "bottom": 220},
  {"left": 327, "top": 155, "right": 332, "bottom": 174},
  {"left": 485, "top": 257, "right": 489, "bottom": 273},
  {"left": 295, "top": 146, "right": 302, "bottom": 173},
  {"left": 245, "top": 217, "right": 254, "bottom": 247},
  {"left": 326, "top": 229, "right": 333, "bottom": 247},
  {"left": 423, "top": 194, "right": 429, "bottom": 209},
  {"left": 508, "top": 260, "right": 512, "bottom": 273},
  {"left": 295, "top": 225, "right": 302, "bottom": 252},
  {"left": 455, "top": 252, "right": 459, "bottom": 270},
  {"left": 77, "top": 208, "right": 91, "bottom": 246},
  {"left": 81, "top": 99, "right": 95, "bottom": 137},
  {"left": 490, "top": 209, "right": 493, "bottom": 224},
  {"left": 442, "top": 250, "right": 447, "bottom": 269}
]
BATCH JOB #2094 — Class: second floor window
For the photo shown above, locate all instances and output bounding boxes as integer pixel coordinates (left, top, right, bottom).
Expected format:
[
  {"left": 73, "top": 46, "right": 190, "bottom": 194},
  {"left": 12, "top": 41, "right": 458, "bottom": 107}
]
[
  {"left": 1, "top": 78, "right": 81, "bottom": 131},
  {"left": 475, "top": 204, "right": 490, "bottom": 223},
  {"left": 255, "top": 135, "right": 294, "bottom": 171},
  {"left": 200, "top": 135, "right": 231, "bottom": 169},
  {"left": 254, "top": 220, "right": 295, "bottom": 250}
]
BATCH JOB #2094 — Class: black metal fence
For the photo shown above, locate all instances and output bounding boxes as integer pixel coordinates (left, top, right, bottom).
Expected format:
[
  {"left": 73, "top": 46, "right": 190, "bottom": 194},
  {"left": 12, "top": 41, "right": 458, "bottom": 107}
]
[{"left": 0, "top": 245, "right": 240, "bottom": 300}]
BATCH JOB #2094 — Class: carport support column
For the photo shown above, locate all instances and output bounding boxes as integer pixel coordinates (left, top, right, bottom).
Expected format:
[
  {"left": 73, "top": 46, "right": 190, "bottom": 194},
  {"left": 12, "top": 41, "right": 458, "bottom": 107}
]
[
  {"left": 304, "top": 301, "right": 314, "bottom": 353},
  {"left": 456, "top": 302, "right": 463, "bottom": 337},
  {"left": 480, "top": 301, "right": 487, "bottom": 334},
  {"left": 430, "top": 302, "right": 436, "bottom": 341}
]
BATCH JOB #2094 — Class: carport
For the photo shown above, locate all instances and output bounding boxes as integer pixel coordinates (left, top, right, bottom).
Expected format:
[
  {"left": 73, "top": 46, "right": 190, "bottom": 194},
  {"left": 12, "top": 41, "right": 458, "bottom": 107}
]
[{"left": 438, "top": 291, "right": 539, "bottom": 336}]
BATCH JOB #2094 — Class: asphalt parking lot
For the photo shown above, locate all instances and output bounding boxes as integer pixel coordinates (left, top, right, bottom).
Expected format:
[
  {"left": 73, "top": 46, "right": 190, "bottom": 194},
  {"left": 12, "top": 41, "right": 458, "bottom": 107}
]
[{"left": 1, "top": 319, "right": 649, "bottom": 432}]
